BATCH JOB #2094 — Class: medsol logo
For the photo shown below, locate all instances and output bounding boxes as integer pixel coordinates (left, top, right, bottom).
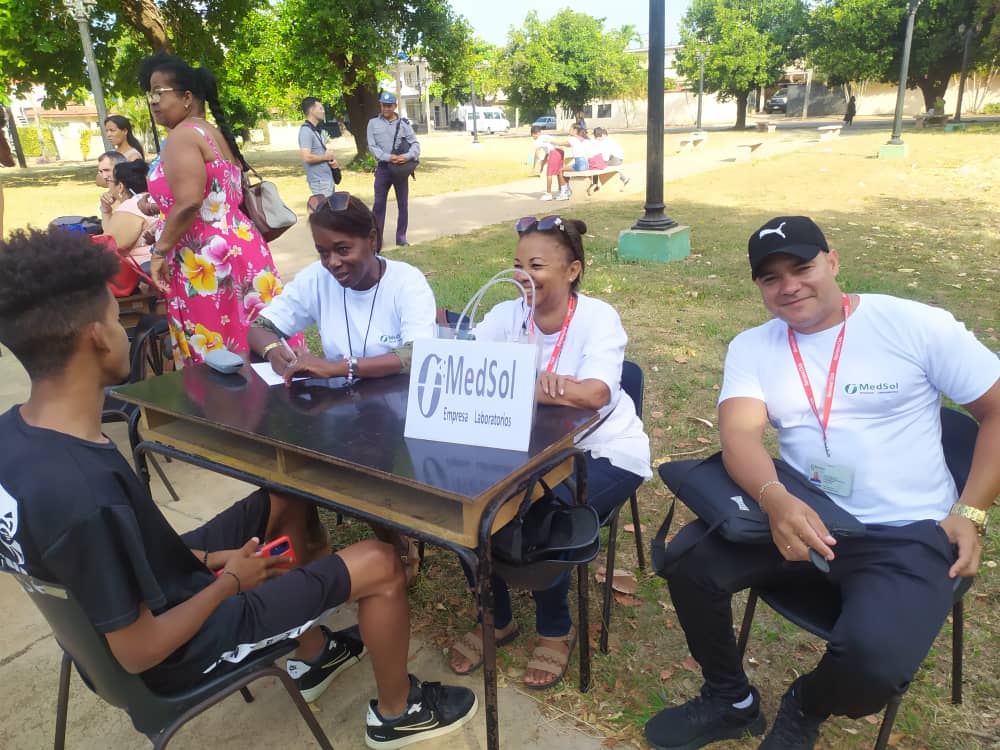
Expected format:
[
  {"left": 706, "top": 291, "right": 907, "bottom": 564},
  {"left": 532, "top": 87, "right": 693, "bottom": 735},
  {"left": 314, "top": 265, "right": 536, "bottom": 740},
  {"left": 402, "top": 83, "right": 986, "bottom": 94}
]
[
  {"left": 415, "top": 353, "right": 518, "bottom": 418},
  {"left": 844, "top": 382, "right": 899, "bottom": 395}
]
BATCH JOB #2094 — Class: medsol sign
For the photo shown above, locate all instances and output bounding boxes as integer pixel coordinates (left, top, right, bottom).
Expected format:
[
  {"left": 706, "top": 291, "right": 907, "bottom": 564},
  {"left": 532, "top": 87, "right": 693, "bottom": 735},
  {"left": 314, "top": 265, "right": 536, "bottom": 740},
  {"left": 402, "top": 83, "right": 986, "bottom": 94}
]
[{"left": 405, "top": 338, "right": 538, "bottom": 451}]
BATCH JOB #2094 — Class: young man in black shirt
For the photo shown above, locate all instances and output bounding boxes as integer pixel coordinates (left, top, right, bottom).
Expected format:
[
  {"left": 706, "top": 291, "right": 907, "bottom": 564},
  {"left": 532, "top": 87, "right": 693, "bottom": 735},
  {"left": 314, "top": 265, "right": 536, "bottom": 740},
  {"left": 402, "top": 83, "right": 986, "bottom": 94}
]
[{"left": 0, "top": 228, "right": 477, "bottom": 748}]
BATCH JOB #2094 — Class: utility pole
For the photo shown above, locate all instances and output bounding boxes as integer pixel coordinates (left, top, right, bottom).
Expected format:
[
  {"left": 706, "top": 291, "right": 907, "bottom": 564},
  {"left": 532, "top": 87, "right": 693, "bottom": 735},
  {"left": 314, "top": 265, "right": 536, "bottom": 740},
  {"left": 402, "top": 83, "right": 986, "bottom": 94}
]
[
  {"left": 63, "top": 0, "right": 111, "bottom": 152},
  {"left": 954, "top": 23, "right": 981, "bottom": 122},
  {"left": 888, "top": 0, "right": 922, "bottom": 146},
  {"left": 470, "top": 80, "right": 480, "bottom": 145},
  {"left": 696, "top": 51, "right": 705, "bottom": 130}
]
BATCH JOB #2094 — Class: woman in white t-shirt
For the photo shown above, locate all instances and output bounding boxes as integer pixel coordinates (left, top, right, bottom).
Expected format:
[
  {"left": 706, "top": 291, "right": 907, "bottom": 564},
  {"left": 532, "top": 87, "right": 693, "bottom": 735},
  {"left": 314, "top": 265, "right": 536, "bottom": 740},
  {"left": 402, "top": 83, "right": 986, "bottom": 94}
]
[
  {"left": 448, "top": 214, "right": 651, "bottom": 689},
  {"left": 248, "top": 192, "right": 436, "bottom": 382},
  {"left": 248, "top": 192, "right": 436, "bottom": 580}
]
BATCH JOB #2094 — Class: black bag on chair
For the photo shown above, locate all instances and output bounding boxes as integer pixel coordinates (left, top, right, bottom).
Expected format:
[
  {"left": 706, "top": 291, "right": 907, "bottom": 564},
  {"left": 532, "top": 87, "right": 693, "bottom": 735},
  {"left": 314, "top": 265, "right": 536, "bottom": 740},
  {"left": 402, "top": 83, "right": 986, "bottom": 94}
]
[{"left": 651, "top": 452, "right": 865, "bottom": 578}]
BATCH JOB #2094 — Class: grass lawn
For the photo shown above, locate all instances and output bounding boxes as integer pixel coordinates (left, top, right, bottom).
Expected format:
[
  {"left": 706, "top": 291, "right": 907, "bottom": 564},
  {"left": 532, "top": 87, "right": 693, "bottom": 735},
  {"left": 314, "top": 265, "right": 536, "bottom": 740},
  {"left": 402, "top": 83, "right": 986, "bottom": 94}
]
[
  {"left": 340, "top": 126, "right": 996, "bottom": 750},
  {"left": 5, "top": 123, "right": 999, "bottom": 748}
]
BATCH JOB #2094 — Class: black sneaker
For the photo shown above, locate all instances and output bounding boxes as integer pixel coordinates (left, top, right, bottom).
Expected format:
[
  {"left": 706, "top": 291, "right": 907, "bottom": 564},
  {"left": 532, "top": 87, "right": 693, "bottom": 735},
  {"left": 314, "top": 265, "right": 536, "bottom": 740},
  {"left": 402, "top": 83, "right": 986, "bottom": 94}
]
[
  {"left": 758, "top": 681, "right": 823, "bottom": 749},
  {"left": 644, "top": 685, "right": 766, "bottom": 750},
  {"left": 365, "top": 674, "right": 478, "bottom": 749},
  {"left": 286, "top": 625, "right": 367, "bottom": 702}
]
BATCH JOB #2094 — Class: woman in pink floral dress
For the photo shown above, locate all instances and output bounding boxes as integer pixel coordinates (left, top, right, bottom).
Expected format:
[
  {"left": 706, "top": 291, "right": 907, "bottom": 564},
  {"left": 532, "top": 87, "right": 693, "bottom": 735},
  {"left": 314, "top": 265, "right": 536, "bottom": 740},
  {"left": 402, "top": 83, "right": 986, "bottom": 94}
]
[{"left": 140, "top": 53, "right": 299, "bottom": 367}]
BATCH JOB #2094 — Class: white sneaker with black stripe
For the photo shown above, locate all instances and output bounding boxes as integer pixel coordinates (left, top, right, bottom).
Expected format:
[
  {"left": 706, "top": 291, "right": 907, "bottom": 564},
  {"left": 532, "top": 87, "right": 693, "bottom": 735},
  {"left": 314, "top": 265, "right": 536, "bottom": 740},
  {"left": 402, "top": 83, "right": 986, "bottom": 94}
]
[
  {"left": 365, "top": 674, "right": 478, "bottom": 749},
  {"left": 286, "top": 624, "right": 367, "bottom": 703}
]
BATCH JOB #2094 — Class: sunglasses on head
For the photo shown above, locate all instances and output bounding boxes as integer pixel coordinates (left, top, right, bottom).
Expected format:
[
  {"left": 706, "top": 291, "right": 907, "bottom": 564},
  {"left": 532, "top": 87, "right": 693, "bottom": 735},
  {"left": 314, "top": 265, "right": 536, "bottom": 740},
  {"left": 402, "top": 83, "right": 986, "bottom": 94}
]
[
  {"left": 307, "top": 191, "right": 353, "bottom": 215},
  {"left": 515, "top": 215, "right": 565, "bottom": 234}
]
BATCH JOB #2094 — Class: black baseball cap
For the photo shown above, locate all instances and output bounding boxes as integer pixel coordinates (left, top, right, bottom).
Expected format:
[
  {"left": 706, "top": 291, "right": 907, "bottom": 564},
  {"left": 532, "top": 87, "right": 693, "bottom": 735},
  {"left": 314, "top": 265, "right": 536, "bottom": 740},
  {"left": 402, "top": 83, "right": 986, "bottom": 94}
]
[{"left": 748, "top": 216, "right": 829, "bottom": 278}]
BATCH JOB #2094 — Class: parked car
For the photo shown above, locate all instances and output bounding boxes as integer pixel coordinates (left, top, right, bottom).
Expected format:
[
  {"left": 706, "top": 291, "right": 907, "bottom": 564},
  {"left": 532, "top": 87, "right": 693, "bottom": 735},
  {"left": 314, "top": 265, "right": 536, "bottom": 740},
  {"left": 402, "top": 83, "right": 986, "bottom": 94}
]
[
  {"left": 531, "top": 116, "right": 557, "bottom": 130},
  {"left": 765, "top": 88, "right": 788, "bottom": 114}
]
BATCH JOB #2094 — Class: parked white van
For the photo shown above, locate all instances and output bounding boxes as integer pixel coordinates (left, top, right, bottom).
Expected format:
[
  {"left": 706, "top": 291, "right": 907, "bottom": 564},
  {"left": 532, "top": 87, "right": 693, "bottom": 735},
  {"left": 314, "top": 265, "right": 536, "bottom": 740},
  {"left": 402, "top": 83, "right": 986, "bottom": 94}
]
[{"left": 465, "top": 107, "right": 510, "bottom": 134}]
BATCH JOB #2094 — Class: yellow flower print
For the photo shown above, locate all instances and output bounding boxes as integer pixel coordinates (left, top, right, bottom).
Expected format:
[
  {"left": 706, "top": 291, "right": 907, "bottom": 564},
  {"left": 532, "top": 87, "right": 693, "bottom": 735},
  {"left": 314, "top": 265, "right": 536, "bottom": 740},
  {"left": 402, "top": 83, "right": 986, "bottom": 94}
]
[
  {"left": 252, "top": 269, "right": 283, "bottom": 304},
  {"left": 181, "top": 249, "right": 218, "bottom": 295},
  {"left": 234, "top": 222, "right": 254, "bottom": 242},
  {"left": 189, "top": 324, "right": 226, "bottom": 359}
]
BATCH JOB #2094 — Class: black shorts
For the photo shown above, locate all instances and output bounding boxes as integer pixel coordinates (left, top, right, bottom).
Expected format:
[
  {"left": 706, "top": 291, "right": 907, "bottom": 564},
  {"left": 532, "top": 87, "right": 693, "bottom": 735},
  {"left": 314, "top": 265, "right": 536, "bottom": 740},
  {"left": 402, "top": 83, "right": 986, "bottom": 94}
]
[{"left": 147, "top": 489, "right": 352, "bottom": 693}]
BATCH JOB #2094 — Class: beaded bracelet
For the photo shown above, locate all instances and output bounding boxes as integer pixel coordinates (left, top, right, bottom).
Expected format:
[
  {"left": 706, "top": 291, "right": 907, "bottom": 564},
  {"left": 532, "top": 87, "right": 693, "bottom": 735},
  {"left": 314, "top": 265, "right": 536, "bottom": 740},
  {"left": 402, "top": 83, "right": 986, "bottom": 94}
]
[{"left": 758, "top": 480, "right": 785, "bottom": 510}]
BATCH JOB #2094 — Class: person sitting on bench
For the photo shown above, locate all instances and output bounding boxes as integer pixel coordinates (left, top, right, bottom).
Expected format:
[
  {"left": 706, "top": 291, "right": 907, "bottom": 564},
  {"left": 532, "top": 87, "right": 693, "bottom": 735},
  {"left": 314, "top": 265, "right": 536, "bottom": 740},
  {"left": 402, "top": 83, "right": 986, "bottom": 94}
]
[
  {"left": 0, "top": 227, "right": 478, "bottom": 749},
  {"left": 643, "top": 216, "right": 999, "bottom": 750}
]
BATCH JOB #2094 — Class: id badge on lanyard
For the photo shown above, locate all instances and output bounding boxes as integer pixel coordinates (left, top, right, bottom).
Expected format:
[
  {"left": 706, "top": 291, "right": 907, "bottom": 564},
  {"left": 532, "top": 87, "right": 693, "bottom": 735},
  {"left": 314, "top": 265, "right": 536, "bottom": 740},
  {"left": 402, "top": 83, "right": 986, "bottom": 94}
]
[{"left": 789, "top": 294, "right": 855, "bottom": 496}]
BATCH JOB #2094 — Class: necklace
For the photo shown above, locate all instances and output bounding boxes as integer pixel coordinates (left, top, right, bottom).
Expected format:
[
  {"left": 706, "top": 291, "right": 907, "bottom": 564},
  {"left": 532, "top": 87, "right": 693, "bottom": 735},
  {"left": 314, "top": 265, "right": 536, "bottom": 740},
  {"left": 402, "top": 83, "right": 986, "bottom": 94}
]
[{"left": 343, "top": 256, "right": 384, "bottom": 359}]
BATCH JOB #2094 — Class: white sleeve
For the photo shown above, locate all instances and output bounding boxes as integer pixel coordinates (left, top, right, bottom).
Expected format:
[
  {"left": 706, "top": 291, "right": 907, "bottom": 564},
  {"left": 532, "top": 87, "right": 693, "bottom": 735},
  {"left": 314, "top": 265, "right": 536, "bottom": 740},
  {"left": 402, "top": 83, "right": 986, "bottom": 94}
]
[
  {"left": 258, "top": 265, "right": 319, "bottom": 336},
  {"left": 397, "top": 266, "right": 437, "bottom": 344},
  {"left": 918, "top": 306, "right": 1000, "bottom": 405},
  {"left": 575, "top": 303, "right": 626, "bottom": 396},
  {"left": 719, "top": 330, "right": 766, "bottom": 404},
  {"left": 473, "top": 301, "right": 520, "bottom": 343}
]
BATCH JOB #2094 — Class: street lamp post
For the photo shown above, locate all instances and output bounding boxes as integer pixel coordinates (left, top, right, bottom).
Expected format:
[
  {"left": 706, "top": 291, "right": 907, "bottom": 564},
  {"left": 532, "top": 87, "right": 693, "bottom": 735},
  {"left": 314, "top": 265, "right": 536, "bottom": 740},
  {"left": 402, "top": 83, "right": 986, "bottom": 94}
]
[
  {"left": 887, "top": 0, "right": 922, "bottom": 146},
  {"left": 954, "top": 23, "right": 981, "bottom": 123},
  {"left": 470, "top": 80, "right": 480, "bottom": 145},
  {"left": 696, "top": 50, "right": 706, "bottom": 130},
  {"left": 64, "top": 0, "right": 111, "bottom": 153}
]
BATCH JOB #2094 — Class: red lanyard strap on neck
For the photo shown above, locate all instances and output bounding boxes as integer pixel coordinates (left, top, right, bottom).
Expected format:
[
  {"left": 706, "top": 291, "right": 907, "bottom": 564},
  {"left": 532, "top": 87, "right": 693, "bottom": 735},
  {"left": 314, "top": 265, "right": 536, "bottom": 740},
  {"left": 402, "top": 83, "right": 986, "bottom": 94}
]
[
  {"left": 787, "top": 294, "right": 851, "bottom": 458},
  {"left": 530, "top": 293, "right": 578, "bottom": 373}
]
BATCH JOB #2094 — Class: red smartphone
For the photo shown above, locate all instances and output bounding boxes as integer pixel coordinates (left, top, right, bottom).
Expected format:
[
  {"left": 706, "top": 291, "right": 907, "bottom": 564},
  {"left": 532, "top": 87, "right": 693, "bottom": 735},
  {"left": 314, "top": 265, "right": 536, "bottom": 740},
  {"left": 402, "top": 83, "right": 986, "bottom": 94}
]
[{"left": 257, "top": 535, "right": 297, "bottom": 568}]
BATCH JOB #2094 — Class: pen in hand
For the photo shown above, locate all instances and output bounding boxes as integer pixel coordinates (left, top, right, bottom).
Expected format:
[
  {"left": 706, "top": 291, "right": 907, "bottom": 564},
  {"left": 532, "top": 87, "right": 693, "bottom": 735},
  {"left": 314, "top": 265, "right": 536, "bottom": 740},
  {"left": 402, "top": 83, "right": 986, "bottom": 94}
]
[{"left": 280, "top": 338, "right": 297, "bottom": 364}]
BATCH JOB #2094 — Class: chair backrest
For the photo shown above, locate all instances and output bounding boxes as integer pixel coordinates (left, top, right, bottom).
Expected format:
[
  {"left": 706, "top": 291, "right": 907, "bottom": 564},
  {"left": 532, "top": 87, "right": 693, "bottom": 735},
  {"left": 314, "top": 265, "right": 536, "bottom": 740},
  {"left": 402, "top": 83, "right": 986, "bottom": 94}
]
[
  {"left": 8, "top": 571, "right": 170, "bottom": 731},
  {"left": 621, "top": 360, "right": 644, "bottom": 418},
  {"left": 940, "top": 406, "right": 978, "bottom": 494}
]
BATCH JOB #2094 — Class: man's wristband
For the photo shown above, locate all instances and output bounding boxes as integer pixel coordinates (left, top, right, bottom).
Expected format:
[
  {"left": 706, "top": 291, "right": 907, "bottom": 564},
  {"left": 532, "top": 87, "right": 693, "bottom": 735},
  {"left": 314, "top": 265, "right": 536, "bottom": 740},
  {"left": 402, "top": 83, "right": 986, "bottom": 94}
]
[
  {"left": 222, "top": 570, "right": 241, "bottom": 595},
  {"left": 261, "top": 341, "right": 283, "bottom": 358}
]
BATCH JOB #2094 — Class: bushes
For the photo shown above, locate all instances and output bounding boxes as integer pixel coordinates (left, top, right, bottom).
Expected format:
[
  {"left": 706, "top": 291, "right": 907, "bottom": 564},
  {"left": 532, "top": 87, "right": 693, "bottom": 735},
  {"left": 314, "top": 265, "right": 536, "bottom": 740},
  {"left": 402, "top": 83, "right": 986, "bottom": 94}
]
[
  {"left": 17, "top": 127, "right": 58, "bottom": 158},
  {"left": 984, "top": 102, "right": 1000, "bottom": 115}
]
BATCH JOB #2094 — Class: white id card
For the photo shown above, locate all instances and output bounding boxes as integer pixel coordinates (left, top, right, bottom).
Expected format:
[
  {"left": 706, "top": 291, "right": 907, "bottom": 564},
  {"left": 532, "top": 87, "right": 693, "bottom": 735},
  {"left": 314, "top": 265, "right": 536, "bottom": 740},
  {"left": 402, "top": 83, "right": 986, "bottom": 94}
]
[{"left": 806, "top": 460, "right": 855, "bottom": 497}]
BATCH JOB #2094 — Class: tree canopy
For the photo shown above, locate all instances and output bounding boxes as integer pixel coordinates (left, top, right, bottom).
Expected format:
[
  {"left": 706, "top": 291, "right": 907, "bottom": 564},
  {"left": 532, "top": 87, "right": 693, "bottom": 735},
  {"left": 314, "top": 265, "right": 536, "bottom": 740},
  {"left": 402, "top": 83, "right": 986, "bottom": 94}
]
[
  {"left": 675, "top": 0, "right": 808, "bottom": 129},
  {"left": 502, "top": 10, "right": 644, "bottom": 118}
]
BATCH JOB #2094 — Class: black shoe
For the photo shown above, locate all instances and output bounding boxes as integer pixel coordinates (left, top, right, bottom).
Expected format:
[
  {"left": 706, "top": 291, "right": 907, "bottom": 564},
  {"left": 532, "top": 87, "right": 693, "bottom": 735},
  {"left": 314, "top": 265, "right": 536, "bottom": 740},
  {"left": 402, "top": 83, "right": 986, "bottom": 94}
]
[
  {"left": 397, "top": 240, "right": 410, "bottom": 246},
  {"left": 644, "top": 685, "right": 766, "bottom": 750},
  {"left": 286, "top": 625, "right": 367, "bottom": 702},
  {"left": 758, "top": 681, "right": 824, "bottom": 749},
  {"left": 365, "top": 674, "right": 478, "bottom": 749}
]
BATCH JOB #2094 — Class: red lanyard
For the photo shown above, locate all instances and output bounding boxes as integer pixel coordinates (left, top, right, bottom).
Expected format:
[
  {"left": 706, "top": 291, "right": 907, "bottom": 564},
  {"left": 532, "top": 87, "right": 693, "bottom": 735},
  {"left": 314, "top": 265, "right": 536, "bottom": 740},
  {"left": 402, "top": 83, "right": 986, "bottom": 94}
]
[
  {"left": 787, "top": 294, "right": 850, "bottom": 458},
  {"left": 530, "top": 294, "right": 577, "bottom": 372}
]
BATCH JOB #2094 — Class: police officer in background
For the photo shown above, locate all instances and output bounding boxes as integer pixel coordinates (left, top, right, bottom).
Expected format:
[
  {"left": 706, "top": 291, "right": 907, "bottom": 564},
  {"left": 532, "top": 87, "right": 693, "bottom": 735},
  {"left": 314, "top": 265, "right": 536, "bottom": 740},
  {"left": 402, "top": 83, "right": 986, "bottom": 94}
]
[{"left": 366, "top": 92, "right": 419, "bottom": 247}]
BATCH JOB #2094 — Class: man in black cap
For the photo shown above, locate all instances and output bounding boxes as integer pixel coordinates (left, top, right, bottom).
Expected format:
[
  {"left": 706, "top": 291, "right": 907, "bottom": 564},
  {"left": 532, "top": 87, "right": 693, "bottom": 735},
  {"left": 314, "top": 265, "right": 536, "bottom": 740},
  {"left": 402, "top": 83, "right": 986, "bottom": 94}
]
[
  {"left": 644, "top": 216, "right": 1000, "bottom": 750},
  {"left": 366, "top": 91, "right": 420, "bottom": 247}
]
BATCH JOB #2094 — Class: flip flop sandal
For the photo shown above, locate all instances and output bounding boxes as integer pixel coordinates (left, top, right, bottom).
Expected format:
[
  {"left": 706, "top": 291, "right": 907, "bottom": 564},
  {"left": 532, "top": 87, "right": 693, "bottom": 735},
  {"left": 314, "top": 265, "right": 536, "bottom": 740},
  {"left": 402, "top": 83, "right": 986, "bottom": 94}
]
[
  {"left": 524, "top": 626, "right": 577, "bottom": 690},
  {"left": 449, "top": 623, "right": 521, "bottom": 676}
]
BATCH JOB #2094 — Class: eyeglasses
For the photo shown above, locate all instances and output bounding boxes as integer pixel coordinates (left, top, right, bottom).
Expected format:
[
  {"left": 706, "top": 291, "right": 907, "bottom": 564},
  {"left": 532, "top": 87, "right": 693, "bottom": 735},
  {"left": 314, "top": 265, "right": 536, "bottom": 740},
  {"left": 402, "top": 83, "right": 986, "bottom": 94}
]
[
  {"left": 307, "top": 191, "right": 353, "bottom": 215},
  {"left": 145, "top": 88, "right": 178, "bottom": 104},
  {"left": 515, "top": 215, "right": 565, "bottom": 234}
]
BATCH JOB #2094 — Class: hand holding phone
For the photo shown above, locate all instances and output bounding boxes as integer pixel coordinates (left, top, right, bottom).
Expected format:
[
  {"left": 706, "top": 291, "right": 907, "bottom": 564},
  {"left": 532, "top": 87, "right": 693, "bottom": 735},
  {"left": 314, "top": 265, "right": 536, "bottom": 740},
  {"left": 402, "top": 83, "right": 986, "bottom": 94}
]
[{"left": 256, "top": 535, "right": 297, "bottom": 568}]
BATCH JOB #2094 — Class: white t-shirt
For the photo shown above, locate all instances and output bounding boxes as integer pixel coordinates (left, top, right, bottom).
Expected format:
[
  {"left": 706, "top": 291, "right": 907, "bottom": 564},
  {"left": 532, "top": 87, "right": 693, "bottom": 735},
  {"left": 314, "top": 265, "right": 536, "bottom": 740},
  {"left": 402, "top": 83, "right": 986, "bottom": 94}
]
[
  {"left": 258, "top": 257, "right": 436, "bottom": 360},
  {"left": 720, "top": 294, "right": 1000, "bottom": 525},
  {"left": 568, "top": 135, "right": 587, "bottom": 159},
  {"left": 533, "top": 135, "right": 552, "bottom": 153},
  {"left": 582, "top": 139, "right": 603, "bottom": 159},
  {"left": 599, "top": 137, "right": 624, "bottom": 161},
  {"left": 475, "top": 293, "right": 651, "bottom": 480}
]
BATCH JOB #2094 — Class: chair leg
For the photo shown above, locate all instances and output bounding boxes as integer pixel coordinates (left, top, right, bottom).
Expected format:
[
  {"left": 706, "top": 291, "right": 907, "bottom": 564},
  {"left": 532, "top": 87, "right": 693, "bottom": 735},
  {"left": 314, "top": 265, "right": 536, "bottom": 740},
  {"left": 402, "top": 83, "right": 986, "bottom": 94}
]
[
  {"left": 148, "top": 455, "right": 181, "bottom": 503},
  {"left": 951, "top": 599, "right": 963, "bottom": 704},
  {"left": 240, "top": 687, "right": 254, "bottom": 703},
  {"left": 600, "top": 508, "right": 620, "bottom": 654},
  {"left": 628, "top": 492, "right": 646, "bottom": 571},
  {"left": 874, "top": 693, "right": 903, "bottom": 750},
  {"left": 275, "top": 666, "right": 336, "bottom": 750},
  {"left": 54, "top": 652, "right": 72, "bottom": 750},
  {"left": 736, "top": 590, "right": 759, "bottom": 660}
]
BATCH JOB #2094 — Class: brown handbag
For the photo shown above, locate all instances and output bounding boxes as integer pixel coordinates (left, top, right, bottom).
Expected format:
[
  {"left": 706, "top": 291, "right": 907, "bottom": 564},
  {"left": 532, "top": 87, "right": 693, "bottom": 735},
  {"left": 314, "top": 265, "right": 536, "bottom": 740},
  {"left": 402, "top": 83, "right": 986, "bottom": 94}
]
[{"left": 240, "top": 165, "right": 297, "bottom": 242}]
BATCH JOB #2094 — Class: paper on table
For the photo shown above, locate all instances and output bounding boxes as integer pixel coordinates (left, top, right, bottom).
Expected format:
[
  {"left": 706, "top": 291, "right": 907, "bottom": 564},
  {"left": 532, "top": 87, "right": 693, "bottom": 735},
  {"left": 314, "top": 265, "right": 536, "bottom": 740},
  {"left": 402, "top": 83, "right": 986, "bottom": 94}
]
[{"left": 250, "top": 362, "right": 310, "bottom": 386}]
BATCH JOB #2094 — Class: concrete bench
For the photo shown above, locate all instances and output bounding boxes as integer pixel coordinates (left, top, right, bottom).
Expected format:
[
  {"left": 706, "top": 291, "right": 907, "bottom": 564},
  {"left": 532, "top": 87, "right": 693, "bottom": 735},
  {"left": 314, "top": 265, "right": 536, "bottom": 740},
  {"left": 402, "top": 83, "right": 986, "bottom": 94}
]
[
  {"left": 735, "top": 141, "right": 764, "bottom": 160},
  {"left": 562, "top": 165, "right": 624, "bottom": 195},
  {"left": 677, "top": 132, "right": 708, "bottom": 151},
  {"left": 756, "top": 121, "right": 778, "bottom": 133},
  {"left": 817, "top": 125, "right": 842, "bottom": 141}
]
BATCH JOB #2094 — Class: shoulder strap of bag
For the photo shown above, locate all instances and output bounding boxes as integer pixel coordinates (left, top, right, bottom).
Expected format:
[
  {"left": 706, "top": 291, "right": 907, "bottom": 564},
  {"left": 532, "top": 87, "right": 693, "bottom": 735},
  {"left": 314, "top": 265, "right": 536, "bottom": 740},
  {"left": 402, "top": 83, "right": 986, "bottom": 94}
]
[
  {"left": 305, "top": 120, "right": 325, "bottom": 150},
  {"left": 650, "top": 498, "right": 725, "bottom": 579},
  {"left": 391, "top": 118, "right": 402, "bottom": 152}
]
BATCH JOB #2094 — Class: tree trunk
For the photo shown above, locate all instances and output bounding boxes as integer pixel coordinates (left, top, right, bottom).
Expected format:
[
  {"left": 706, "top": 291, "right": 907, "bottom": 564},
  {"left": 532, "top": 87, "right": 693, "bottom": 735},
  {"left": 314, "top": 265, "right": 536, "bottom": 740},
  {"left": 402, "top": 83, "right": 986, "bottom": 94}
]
[
  {"left": 343, "top": 87, "right": 380, "bottom": 161},
  {"left": 735, "top": 91, "right": 750, "bottom": 129},
  {"left": 118, "top": 0, "right": 172, "bottom": 53},
  {"left": 915, "top": 77, "right": 948, "bottom": 112}
]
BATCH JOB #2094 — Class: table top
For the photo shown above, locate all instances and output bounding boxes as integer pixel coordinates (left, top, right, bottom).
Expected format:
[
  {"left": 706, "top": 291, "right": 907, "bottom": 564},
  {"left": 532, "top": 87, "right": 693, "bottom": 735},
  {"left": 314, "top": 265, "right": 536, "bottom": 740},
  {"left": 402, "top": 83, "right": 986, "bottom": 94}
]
[{"left": 113, "top": 365, "right": 597, "bottom": 503}]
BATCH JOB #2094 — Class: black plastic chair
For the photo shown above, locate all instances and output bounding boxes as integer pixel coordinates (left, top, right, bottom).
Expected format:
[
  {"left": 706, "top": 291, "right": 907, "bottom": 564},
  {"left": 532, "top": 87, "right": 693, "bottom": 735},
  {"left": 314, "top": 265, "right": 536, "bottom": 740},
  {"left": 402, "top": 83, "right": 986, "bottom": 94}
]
[
  {"left": 597, "top": 359, "right": 647, "bottom": 654},
  {"left": 103, "top": 317, "right": 179, "bottom": 503},
  {"left": 9, "top": 571, "right": 334, "bottom": 750},
  {"left": 735, "top": 407, "right": 979, "bottom": 750}
]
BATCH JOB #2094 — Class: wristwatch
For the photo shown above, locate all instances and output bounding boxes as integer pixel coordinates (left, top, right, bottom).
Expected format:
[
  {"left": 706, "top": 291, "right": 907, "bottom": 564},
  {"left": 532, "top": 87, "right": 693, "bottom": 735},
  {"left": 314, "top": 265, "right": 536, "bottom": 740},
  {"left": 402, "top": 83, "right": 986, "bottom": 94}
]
[{"left": 948, "top": 503, "right": 989, "bottom": 536}]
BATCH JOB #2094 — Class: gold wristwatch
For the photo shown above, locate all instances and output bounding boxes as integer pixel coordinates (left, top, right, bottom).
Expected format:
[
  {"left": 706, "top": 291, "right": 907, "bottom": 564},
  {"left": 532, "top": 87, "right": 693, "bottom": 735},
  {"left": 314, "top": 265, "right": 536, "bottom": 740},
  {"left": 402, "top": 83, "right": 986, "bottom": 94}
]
[{"left": 948, "top": 503, "right": 989, "bottom": 536}]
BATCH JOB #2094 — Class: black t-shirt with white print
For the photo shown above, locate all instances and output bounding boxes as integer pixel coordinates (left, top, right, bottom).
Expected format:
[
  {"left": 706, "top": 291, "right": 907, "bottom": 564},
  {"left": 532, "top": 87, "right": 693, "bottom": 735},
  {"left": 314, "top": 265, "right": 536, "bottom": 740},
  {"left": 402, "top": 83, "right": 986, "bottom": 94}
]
[{"left": 0, "top": 406, "right": 238, "bottom": 686}]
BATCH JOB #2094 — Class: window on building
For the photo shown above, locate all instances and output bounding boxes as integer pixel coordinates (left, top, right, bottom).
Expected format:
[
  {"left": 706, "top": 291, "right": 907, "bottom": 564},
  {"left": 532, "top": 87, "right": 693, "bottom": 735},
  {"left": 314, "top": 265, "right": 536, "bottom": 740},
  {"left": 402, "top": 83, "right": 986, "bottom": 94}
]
[{"left": 597, "top": 103, "right": 612, "bottom": 118}]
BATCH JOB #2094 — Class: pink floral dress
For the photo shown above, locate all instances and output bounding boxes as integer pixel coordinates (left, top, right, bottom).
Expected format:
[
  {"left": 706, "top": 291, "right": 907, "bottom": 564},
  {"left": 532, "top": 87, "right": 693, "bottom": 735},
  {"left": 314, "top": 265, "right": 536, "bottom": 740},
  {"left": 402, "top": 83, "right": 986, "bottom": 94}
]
[{"left": 147, "top": 124, "right": 300, "bottom": 367}]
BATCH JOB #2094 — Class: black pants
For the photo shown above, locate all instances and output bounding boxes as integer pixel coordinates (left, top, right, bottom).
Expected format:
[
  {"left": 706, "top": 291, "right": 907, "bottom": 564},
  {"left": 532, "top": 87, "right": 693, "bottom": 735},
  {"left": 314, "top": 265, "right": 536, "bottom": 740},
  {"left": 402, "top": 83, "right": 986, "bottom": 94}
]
[{"left": 667, "top": 519, "right": 957, "bottom": 719}]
